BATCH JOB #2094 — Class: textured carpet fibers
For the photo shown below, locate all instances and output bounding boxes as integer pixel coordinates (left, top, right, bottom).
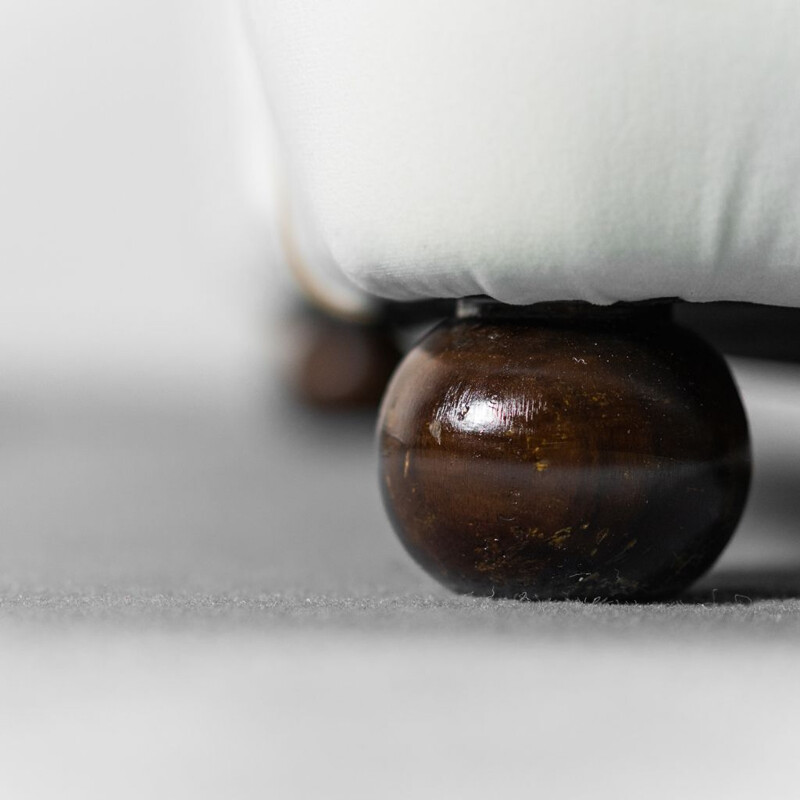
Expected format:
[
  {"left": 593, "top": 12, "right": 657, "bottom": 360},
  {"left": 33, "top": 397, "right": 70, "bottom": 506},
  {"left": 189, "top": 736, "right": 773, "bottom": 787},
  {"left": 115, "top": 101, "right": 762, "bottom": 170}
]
[{"left": 1, "top": 358, "right": 800, "bottom": 798}]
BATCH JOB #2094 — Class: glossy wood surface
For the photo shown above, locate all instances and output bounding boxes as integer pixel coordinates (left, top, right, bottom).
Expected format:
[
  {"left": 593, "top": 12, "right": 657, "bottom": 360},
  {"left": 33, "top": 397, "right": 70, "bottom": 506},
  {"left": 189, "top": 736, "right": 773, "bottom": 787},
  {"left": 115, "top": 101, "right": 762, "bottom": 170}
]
[{"left": 378, "top": 305, "right": 751, "bottom": 600}]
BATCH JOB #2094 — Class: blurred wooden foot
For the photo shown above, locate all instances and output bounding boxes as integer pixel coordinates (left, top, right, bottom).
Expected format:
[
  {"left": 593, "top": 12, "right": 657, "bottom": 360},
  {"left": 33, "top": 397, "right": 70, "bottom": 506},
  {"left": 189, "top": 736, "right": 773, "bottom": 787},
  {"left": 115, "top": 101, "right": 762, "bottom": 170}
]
[{"left": 290, "top": 305, "right": 402, "bottom": 410}]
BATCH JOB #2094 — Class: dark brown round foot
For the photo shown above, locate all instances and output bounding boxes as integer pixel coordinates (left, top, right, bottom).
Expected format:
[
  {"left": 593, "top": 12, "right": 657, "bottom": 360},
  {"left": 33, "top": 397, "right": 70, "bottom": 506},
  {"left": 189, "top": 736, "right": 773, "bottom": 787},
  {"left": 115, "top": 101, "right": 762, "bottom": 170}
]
[
  {"left": 378, "top": 301, "right": 752, "bottom": 600},
  {"left": 290, "top": 307, "right": 402, "bottom": 410}
]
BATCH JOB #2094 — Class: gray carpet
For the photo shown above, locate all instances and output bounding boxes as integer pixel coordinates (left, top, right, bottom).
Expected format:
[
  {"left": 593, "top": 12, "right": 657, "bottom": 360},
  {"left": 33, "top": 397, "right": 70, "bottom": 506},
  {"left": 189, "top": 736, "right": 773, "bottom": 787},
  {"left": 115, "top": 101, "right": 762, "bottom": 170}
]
[{"left": 1, "top": 358, "right": 800, "bottom": 798}]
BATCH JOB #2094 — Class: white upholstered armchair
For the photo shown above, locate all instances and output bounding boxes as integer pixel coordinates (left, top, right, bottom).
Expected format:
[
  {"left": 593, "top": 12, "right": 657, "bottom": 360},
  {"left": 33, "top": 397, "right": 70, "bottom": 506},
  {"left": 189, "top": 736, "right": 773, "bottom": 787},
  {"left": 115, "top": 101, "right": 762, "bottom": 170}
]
[{"left": 244, "top": 1, "right": 800, "bottom": 600}]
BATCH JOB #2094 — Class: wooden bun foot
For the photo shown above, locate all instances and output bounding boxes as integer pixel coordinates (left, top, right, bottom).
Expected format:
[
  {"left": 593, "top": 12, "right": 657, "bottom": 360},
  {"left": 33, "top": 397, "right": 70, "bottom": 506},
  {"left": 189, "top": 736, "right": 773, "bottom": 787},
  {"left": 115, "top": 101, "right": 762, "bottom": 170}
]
[
  {"left": 378, "top": 301, "right": 751, "bottom": 600},
  {"left": 291, "top": 307, "right": 402, "bottom": 410}
]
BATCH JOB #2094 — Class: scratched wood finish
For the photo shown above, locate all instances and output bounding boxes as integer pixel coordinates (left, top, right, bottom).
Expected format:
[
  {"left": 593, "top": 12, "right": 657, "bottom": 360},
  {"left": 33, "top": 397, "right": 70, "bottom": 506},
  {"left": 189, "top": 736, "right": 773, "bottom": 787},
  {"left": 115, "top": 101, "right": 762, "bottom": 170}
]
[{"left": 378, "top": 306, "right": 751, "bottom": 600}]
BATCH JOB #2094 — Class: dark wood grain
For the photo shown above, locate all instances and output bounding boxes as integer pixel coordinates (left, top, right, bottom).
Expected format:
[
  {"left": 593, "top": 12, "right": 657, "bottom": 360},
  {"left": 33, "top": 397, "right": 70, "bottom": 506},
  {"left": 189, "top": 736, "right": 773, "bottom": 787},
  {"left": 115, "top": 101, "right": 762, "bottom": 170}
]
[{"left": 378, "top": 303, "right": 751, "bottom": 600}]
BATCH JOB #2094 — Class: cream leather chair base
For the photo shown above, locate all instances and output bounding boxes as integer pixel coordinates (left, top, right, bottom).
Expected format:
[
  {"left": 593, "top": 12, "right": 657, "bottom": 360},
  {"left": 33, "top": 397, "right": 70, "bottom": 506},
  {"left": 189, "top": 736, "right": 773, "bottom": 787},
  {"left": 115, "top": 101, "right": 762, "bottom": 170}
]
[{"left": 246, "top": 0, "right": 798, "bottom": 599}]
